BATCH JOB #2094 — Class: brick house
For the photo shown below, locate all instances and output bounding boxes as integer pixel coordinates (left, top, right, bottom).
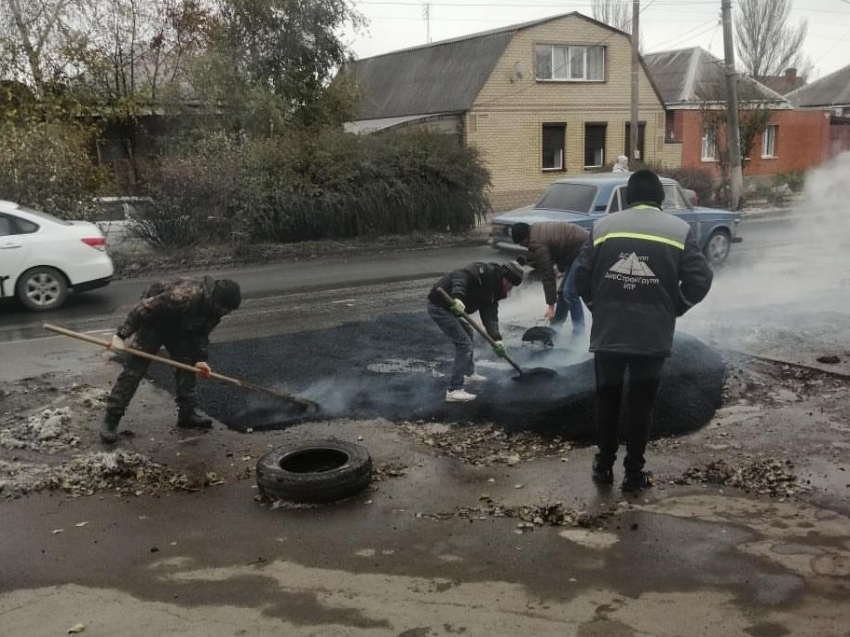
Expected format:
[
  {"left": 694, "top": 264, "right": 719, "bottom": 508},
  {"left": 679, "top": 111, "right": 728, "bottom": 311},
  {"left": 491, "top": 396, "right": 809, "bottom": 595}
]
[
  {"left": 343, "top": 13, "right": 667, "bottom": 211},
  {"left": 644, "top": 47, "right": 831, "bottom": 177},
  {"left": 787, "top": 64, "right": 850, "bottom": 159}
]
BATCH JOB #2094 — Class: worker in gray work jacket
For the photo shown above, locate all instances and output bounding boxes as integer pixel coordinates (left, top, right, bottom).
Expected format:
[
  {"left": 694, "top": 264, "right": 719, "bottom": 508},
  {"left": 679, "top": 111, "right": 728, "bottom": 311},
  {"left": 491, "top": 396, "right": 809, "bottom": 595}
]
[{"left": 576, "top": 169, "right": 713, "bottom": 492}]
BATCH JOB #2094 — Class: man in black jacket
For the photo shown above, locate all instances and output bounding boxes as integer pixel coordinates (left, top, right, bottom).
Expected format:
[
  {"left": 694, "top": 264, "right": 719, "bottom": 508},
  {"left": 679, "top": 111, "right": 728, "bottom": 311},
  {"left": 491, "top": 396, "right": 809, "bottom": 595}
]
[
  {"left": 101, "top": 276, "right": 241, "bottom": 443},
  {"left": 576, "top": 170, "right": 713, "bottom": 491},
  {"left": 428, "top": 261, "right": 524, "bottom": 402}
]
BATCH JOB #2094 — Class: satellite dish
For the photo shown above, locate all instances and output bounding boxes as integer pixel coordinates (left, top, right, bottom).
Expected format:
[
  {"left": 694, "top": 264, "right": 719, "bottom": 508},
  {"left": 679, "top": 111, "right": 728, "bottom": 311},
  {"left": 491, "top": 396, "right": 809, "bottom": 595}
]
[{"left": 511, "top": 61, "right": 526, "bottom": 82}]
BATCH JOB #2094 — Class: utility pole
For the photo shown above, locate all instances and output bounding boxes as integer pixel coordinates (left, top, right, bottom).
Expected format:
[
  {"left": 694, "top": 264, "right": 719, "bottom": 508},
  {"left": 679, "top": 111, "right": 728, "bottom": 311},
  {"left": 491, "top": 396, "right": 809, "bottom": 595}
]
[
  {"left": 630, "top": 0, "right": 640, "bottom": 165},
  {"left": 424, "top": 3, "right": 431, "bottom": 43},
  {"left": 721, "top": 0, "right": 743, "bottom": 209}
]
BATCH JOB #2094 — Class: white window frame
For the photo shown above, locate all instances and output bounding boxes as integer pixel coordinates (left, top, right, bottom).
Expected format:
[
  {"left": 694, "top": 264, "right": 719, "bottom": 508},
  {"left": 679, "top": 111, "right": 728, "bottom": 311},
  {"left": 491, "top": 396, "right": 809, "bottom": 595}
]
[
  {"left": 701, "top": 124, "right": 717, "bottom": 161},
  {"left": 762, "top": 125, "right": 777, "bottom": 158},
  {"left": 536, "top": 44, "right": 605, "bottom": 82}
]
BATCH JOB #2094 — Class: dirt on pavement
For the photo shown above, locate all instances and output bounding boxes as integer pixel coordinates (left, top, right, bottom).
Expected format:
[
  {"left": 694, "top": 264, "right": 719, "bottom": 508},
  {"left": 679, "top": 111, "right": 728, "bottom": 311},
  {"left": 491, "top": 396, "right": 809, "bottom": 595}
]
[{"left": 2, "top": 345, "right": 850, "bottom": 635}]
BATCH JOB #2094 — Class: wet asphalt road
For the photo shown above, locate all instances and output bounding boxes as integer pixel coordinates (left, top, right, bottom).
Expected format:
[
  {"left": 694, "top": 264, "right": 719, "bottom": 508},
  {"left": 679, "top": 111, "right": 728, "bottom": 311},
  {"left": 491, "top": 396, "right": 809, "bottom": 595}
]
[
  {"left": 3, "top": 211, "right": 850, "bottom": 635},
  {"left": 0, "top": 216, "right": 801, "bottom": 346}
]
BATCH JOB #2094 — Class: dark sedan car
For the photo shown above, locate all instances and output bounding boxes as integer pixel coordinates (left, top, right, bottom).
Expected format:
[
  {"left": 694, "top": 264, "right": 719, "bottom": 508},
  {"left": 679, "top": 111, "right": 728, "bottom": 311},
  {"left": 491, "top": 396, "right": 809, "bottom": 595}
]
[{"left": 490, "top": 175, "right": 741, "bottom": 265}]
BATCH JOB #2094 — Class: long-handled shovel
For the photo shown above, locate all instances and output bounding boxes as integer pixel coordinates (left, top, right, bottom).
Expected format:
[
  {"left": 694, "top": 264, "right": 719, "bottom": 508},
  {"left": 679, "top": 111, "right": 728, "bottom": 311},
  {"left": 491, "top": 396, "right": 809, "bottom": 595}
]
[
  {"left": 436, "top": 288, "right": 557, "bottom": 382},
  {"left": 43, "top": 323, "right": 320, "bottom": 414}
]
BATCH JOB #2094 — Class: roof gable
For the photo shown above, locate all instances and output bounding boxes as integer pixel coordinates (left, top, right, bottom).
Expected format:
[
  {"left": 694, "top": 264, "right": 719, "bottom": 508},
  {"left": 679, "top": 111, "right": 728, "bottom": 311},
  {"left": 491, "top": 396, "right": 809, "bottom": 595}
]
[
  {"left": 345, "top": 12, "right": 634, "bottom": 121},
  {"left": 644, "top": 47, "right": 787, "bottom": 106},
  {"left": 787, "top": 64, "right": 850, "bottom": 108}
]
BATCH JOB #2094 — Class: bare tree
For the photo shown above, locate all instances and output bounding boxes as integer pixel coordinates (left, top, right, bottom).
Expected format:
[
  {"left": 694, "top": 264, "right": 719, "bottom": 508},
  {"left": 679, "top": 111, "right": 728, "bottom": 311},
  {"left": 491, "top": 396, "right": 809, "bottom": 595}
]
[
  {"left": 591, "top": 0, "right": 631, "bottom": 33},
  {"left": 0, "top": 0, "right": 90, "bottom": 98},
  {"left": 78, "top": 0, "right": 211, "bottom": 115},
  {"left": 735, "top": 0, "right": 807, "bottom": 79}
]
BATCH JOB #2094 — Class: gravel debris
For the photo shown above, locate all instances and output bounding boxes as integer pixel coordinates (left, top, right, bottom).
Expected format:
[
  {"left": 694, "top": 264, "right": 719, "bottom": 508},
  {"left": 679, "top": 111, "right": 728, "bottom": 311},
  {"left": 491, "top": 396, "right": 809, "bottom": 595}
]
[
  {"left": 402, "top": 422, "right": 572, "bottom": 466},
  {"left": 676, "top": 457, "right": 808, "bottom": 498},
  {"left": 373, "top": 463, "right": 407, "bottom": 481},
  {"left": 0, "top": 408, "right": 80, "bottom": 452},
  {"left": 422, "top": 497, "right": 619, "bottom": 530},
  {"left": 1, "top": 451, "right": 193, "bottom": 498}
]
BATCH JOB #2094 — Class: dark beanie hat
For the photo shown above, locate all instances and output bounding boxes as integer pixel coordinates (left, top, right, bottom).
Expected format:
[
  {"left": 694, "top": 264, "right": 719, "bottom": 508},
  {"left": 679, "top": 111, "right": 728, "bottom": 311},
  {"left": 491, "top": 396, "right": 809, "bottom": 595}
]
[
  {"left": 213, "top": 279, "right": 241, "bottom": 311},
  {"left": 510, "top": 222, "right": 531, "bottom": 245},
  {"left": 501, "top": 261, "right": 524, "bottom": 286},
  {"left": 626, "top": 169, "right": 665, "bottom": 207}
]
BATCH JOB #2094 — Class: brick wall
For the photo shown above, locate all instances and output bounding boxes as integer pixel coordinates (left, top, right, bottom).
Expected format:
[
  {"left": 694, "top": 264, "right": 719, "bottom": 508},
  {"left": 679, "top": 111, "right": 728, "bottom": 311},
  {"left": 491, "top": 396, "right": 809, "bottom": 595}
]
[
  {"left": 675, "top": 108, "right": 831, "bottom": 177},
  {"left": 466, "top": 14, "right": 666, "bottom": 211}
]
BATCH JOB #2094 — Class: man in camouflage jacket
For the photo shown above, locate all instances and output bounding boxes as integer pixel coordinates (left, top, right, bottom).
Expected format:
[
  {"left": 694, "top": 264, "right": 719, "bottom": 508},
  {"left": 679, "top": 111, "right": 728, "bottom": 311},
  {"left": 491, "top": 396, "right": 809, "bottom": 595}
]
[{"left": 101, "top": 276, "right": 241, "bottom": 443}]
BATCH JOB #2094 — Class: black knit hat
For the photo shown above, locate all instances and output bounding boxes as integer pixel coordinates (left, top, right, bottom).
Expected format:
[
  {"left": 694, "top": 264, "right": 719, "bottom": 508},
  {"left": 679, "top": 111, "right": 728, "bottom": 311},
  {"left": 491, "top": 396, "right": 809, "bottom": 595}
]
[
  {"left": 501, "top": 261, "right": 524, "bottom": 286},
  {"left": 510, "top": 222, "right": 531, "bottom": 245},
  {"left": 213, "top": 279, "right": 241, "bottom": 311},
  {"left": 626, "top": 169, "right": 665, "bottom": 207}
]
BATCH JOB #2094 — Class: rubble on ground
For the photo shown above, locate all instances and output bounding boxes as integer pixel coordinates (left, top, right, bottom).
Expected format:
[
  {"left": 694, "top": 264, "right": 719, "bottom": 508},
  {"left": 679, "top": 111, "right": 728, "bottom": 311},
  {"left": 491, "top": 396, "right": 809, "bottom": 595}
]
[
  {"left": 1, "top": 451, "right": 193, "bottom": 499},
  {"left": 421, "top": 497, "right": 619, "bottom": 530},
  {"left": 1, "top": 408, "right": 81, "bottom": 452},
  {"left": 402, "top": 421, "right": 572, "bottom": 466},
  {"left": 676, "top": 457, "right": 808, "bottom": 498}
]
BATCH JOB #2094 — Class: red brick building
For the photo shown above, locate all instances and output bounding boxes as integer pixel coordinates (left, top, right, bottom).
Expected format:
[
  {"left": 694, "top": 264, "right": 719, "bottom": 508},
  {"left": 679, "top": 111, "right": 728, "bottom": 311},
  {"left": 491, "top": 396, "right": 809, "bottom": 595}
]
[{"left": 645, "top": 47, "right": 831, "bottom": 177}]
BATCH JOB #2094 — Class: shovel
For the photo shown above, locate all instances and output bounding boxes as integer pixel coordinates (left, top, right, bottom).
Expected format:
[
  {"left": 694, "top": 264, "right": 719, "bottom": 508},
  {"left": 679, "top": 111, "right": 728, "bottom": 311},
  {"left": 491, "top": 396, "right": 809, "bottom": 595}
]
[
  {"left": 43, "top": 323, "right": 320, "bottom": 414},
  {"left": 436, "top": 288, "right": 557, "bottom": 382}
]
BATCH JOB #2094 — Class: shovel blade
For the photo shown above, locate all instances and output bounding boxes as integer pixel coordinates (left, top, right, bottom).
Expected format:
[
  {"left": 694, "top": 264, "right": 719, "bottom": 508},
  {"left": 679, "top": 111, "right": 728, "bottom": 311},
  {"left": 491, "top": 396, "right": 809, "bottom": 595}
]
[{"left": 511, "top": 367, "right": 558, "bottom": 382}]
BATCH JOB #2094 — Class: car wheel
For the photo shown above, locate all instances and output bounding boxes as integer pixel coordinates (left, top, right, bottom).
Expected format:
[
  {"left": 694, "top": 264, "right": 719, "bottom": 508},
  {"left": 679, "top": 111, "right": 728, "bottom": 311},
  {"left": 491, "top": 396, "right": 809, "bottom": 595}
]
[
  {"left": 704, "top": 231, "right": 731, "bottom": 266},
  {"left": 256, "top": 440, "right": 372, "bottom": 503},
  {"left": 16, "top": 266, "right": 69, "bottom": 311}
]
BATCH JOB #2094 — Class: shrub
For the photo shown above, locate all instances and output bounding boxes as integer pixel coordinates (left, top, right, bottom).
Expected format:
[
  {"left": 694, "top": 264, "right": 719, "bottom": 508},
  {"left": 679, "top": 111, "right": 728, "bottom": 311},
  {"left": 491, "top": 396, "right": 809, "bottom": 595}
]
[
  {"left": 662, "top": 166, "right": 716, "bottom": 207},
  {"left": 0, "top": 122, "right": 108, "bottom": 218},
  {"left": 135, "top": 129, "right": 490, "bottom": 247},
  {"left": 775, "top": 169, "right": 805, "bottom": 193}
]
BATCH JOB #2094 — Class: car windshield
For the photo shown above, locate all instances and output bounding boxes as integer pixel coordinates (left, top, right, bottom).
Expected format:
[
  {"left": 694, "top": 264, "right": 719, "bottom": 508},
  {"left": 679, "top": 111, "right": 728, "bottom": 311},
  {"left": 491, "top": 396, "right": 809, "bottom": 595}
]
[
  {"left": 536, "top": 183, "right": 598, "bottom": 214},
  {"left": 18, "top": 205, "right": 72, "bottom": 225}
]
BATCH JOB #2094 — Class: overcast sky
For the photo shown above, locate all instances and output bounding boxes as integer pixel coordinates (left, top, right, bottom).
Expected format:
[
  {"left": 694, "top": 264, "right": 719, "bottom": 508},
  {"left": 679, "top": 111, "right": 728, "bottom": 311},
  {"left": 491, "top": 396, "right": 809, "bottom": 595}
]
[{"left": 346, "top": 0, "right": 850, "bottom": 80}]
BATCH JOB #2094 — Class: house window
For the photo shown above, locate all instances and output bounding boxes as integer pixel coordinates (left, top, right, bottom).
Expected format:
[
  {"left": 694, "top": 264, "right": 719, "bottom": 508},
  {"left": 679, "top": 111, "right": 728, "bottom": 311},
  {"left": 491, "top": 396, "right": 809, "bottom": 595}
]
[
  {"left": 762, "top": 125, "right": 777, "bottom": 157},
  {"left": 625, "top": 122, "right": 646, "bottom": 161},
  {"left": 535, "top": 44, "right": 605, "bottom": 81},
  {"left": 542, "top": 124, "right": 565, "bottom": 171},
  {"left": 701, "top": 124, "right": 717, "bottom": 161},
  {"left": 584, "top": 123, "right": 607, "bottom": 169}
]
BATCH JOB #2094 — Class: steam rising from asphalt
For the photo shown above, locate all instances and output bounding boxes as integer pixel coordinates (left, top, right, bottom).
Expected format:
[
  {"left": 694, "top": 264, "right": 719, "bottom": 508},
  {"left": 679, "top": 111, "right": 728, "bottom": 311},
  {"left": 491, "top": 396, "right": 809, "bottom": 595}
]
[{"left": 680, "top": 151, "right": 850, "bottom": 354}]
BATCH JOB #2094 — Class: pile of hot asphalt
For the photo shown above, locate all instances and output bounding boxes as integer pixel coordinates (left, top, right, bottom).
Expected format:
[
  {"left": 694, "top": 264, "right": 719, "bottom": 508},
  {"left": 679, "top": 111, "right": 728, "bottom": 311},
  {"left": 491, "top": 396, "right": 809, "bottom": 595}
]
[{"left": 146, "top": 313, "right": 725, "bottom": 441}]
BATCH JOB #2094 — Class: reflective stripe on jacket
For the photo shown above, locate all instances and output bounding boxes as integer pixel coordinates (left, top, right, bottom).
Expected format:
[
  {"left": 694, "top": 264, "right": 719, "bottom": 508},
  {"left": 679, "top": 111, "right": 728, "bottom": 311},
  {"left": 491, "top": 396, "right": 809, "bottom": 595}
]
[{"left": 575, "top": 206, "right": 713, "bottom": 357}]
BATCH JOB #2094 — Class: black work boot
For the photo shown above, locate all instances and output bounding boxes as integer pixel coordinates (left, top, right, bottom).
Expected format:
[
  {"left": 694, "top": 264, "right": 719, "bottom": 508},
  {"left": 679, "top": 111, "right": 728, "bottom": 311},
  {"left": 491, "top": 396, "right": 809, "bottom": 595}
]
[
  {"left": 100, "top": 413, "right": 121, "bottom": 444},
  {"left": 622, "top": 470, "right": 654, "bottom": 492},
  {"left": 592, "top": 459, "right": 614, "bottom": 485},
  {"left": 177, "top": 408, "right": 213, "bottom": 430}
]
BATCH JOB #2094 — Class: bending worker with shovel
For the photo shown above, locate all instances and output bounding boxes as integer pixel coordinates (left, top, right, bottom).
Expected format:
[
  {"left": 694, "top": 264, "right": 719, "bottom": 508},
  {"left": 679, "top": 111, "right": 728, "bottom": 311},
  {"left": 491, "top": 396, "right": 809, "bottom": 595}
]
[
  {"left": 100, "top": 276, "right": 241, "bottom": 443},
  {"left": 427, "top": 261, "right": 524, "bottom": 402}
]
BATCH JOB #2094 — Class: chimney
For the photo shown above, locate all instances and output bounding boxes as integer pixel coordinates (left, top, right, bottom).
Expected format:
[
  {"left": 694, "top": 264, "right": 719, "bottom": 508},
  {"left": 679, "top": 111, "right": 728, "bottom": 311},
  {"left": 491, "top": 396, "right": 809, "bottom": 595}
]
[{"left": 784, "top": 68, "right": 797, "bottom": 81}]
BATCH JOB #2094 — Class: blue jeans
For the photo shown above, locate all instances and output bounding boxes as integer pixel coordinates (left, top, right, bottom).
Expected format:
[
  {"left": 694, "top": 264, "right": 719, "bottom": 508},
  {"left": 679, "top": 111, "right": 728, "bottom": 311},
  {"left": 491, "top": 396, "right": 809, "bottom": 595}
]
[
  {"left": 428, "top": 302, "right": 474, "bottom": 391},
  {"left": 552, "top": 260, "right": 585, "bottom": 333}
]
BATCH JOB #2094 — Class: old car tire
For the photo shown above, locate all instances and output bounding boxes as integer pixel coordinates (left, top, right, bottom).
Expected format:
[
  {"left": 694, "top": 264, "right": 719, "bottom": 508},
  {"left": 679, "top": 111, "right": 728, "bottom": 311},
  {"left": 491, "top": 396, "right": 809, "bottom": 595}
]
[
  {"left": 16, "top": 266, "right": 69, "bottom": 311},
  {"left": 704, "top": 230, "right": 731, "bottom": 266},
  {"left": 256, "top": 440, "right": 372, "bottom": 503}
]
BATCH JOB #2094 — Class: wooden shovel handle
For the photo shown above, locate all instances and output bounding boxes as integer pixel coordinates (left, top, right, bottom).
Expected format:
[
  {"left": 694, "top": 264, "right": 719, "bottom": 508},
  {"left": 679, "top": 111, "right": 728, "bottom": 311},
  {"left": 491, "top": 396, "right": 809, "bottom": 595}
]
[
  {"left": 42, "top": 323, "right": 319, "bottom": 412},
  {"left": 435, "top": 288, "right": 523, "bottom": 375}
]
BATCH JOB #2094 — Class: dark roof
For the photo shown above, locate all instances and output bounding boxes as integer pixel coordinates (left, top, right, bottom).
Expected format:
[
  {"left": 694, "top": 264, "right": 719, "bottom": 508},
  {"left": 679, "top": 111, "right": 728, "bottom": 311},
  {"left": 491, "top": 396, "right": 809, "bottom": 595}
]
[
  {"left": 787, "top": 64, "right": 850, "bottom": 108},
  {"left": 344, "top": 12, "right": 632, "bottom": 120},
  {"left": 758, "top": 74, "right": 806, "bottom": 96},
  {"left": 643, "top": 47, "right": 787, "bottom": 106}
]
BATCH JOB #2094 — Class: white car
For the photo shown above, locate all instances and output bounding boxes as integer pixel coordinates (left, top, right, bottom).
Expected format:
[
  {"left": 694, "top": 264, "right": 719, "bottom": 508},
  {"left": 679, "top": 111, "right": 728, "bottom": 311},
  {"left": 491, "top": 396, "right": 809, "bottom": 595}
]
[{"left": 0, "top": 200, "right": 114, "bottom": 311}]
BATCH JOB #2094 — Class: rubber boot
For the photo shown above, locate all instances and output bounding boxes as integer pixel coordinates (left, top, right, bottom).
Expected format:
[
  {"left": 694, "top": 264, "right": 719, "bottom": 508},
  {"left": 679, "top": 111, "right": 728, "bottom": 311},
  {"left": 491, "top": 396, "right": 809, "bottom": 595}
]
[
  {"left": 100, "top": 413, "right": 121, "bottom": 444},
  {"left": 177, "top": 407, "right": 213, "bottom": 430}
]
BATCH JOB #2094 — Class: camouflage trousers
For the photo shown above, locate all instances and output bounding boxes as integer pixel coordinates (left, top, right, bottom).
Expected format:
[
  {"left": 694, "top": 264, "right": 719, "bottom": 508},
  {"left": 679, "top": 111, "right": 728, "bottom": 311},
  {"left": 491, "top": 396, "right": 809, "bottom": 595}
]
[{"left": 105, "top": 327, "right": 203, "bottom": 420}]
